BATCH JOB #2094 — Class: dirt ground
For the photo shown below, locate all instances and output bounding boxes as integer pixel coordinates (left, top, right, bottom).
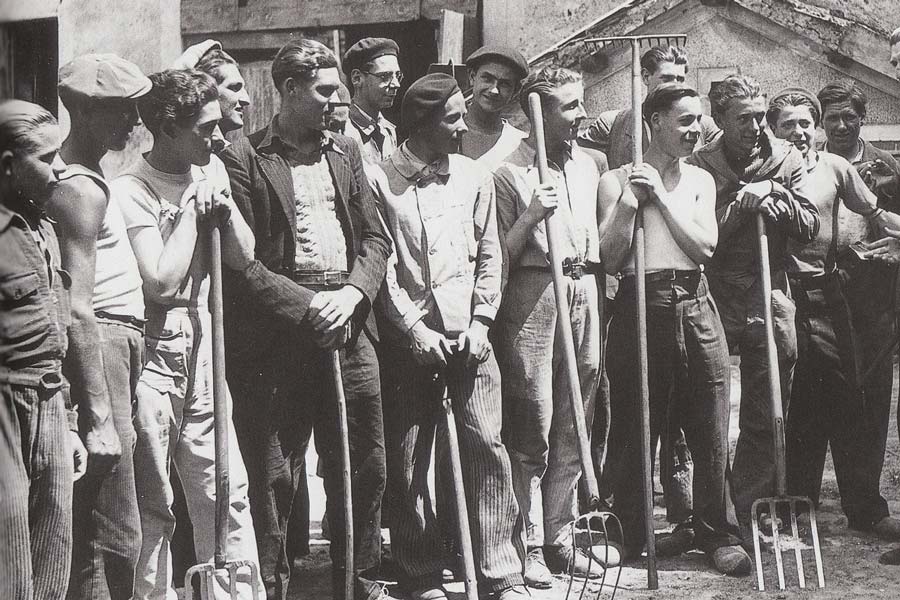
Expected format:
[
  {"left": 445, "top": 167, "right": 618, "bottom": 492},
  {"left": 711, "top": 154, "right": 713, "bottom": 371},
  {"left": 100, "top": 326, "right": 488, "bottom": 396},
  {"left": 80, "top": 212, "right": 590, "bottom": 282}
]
[{"left": 287, "top": 359, "right": 900, "bottom": 599}]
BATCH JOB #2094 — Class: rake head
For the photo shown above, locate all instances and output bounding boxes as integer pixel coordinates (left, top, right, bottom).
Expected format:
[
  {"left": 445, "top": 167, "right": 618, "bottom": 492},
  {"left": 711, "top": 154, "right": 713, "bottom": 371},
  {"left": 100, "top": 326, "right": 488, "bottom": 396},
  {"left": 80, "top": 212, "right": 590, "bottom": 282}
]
[
  {"left": 185, "top": 559, "right": 262, "bottom": 600},
  {"left": 579, "top": 34, "right": 687, "bottom": 56},
  {"left": 566, "top": 509, "right": 624, "bottom": 600},
  {"left": 750, "top": 496, "right": 825, "bottom": 592}
]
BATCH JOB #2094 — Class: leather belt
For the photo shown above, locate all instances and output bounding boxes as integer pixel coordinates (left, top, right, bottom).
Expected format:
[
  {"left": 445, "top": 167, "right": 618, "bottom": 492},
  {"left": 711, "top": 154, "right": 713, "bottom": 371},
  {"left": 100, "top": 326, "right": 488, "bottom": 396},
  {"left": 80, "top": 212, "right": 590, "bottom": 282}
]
[
  {"left": 561, "top": 258, "right": 604, "bottom": 280},
  {"left": 287, "top": 269, "right": 350, "bottom": 289},
  {"left": 95, "top": 310, "right": 146, "bottom": 328},
  {"left": 621, "top": 269, "right": 701, "bottom": 283}
]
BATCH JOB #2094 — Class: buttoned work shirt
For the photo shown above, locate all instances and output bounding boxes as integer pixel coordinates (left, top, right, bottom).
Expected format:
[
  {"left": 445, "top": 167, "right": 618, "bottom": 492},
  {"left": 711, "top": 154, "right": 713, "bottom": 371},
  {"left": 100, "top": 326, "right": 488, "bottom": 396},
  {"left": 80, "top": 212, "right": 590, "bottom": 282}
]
[
  {"left": 371, "top": 143, "right": 502, "bottom": 336},
  {"left": 494, "top": 140, "right": 601, "bottom": 272},
  {"left": 346, "top": 103, "right": 398, "bottom": 166}
]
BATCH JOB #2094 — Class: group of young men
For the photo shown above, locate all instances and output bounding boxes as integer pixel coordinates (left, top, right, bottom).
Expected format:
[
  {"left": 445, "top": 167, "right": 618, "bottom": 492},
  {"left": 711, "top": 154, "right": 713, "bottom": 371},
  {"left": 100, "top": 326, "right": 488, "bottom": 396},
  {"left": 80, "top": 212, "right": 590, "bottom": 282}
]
[{"left": 5, "top": 24, "right": 900, "bottom": 600}]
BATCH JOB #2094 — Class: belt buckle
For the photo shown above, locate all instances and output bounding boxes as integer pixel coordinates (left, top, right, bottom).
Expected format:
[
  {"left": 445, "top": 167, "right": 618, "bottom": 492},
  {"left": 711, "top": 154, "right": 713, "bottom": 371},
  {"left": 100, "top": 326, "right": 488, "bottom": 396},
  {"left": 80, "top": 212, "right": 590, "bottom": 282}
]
[
  {"left": 562, "top": 257, "right": 585, "bottom": 280},
  {"left": 322, "top": 270, "right": 344, "bottom": 287}
]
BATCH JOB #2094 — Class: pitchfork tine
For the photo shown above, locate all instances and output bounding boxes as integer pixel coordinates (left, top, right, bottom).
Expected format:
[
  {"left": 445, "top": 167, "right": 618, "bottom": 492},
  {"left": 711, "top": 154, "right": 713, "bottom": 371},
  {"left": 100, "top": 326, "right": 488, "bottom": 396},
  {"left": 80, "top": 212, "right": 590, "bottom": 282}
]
[
  {"left": 790, "top": 501, "right": 806, "bottom": 588},
  {"left": 769, "top": 500, "right": 786, "bottom": 590},
  {"left": 810, "top": 506, "right": 826, "bottom": 588},
  {"left": 751, "top": 506, "right": 765, "bottom": 590}
]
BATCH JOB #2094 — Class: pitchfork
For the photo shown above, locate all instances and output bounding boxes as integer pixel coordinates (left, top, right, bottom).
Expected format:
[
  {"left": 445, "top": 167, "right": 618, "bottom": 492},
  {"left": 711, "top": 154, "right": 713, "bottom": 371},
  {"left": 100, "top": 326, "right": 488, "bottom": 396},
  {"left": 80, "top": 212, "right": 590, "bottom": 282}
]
[
  {"left": 527, "top": 92, "right": 623, "bottom": 600},
  {"left": 576, "top": 32, "right": 688, "bottom": 591},
  {"left": 749, "top": 214, "right": 825, "bottom": 591},
  {"left": 185, "top": 222, "right": 261, "bottom": 600}
]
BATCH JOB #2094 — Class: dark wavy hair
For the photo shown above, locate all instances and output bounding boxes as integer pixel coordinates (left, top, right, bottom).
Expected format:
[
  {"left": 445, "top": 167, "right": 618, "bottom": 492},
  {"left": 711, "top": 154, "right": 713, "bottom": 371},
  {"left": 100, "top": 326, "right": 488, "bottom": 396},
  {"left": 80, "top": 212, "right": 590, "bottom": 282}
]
[
  {"left": 271, "top": 39, "right": 338, "bottom": 90},
  {"left": 642, "top": 82, "right": 699, "bottom": 124},
  {"left": 0, "top": 99, "right": 57, "bottom": 154},
  {"left": 817, "top": 81, "right": 867, "bottom": 120},
  {"left": 195, "top": 48, "right": 240, "bottom": 84},
  {"left": 708, "top": 74, "right": 760, "bottom": 119},
  {"left": 138, "top": 69, "right": 219, "bottom": 136},
  {"left": 640, "top": 45, "right": 688, "bottom": 75},
  {"left": 518, "top": 65, "right": 582, "bottom": 117},
  {"left": 766, "top": 91, "right": 821, "bottom": 128}
]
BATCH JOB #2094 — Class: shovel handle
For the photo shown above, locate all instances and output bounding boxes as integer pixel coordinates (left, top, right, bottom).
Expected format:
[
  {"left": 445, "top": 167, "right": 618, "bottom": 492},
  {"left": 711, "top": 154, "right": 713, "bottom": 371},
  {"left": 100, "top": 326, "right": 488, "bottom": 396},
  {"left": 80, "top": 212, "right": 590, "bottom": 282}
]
[
  {"left": 527, "top": 93, "right": 600, "bottom": 507},
  {"left": 331, "top": 350, "right": 354, "bottom": 600},
  {"left": 208, "top": 222, "right": 230, "bottom": 569},
  {"left": 756, "top": 214, "right": 787, "bottom": 495}
]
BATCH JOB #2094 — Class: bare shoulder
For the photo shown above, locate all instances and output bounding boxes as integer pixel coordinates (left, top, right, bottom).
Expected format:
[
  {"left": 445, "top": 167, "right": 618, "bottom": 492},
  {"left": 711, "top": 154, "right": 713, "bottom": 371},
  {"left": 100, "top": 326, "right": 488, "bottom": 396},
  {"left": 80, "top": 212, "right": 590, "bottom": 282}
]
[{"left": 681, "top": 162, "right": 715, "bottom": 186}]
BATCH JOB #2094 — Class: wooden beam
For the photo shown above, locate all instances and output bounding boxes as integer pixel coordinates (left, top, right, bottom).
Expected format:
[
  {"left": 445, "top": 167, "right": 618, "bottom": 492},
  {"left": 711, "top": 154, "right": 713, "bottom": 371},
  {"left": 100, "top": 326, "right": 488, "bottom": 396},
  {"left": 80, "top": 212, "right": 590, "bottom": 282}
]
[
  {"left": 422, "top": 0, "right": 478, "bottom": 20},
  {"left": 0, "top": 0, "right": 59, "bottom": 23},
  {"left": 439, "top": 9, "right": 465, "bottom": 64},
  {"left": 182, "top": 0, "right": 239, "bottom": 34},
  {"left": 237, "top": 0, "right": 417, "bottom": 32}
]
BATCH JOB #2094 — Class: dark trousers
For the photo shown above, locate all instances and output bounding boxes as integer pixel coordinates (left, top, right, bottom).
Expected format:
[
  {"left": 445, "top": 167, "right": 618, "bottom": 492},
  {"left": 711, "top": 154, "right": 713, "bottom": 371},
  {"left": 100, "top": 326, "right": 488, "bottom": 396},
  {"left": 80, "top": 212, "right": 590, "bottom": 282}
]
[
  {"left": 786, "top": 282, "right": 893, "bottom": 529},
  {"left": 68, "top": 320, "right": 143, "bottom": 600},
  {"left": 1, "top": 374, "right": 73, "bottom": 600},
  {"left": 232, "top": 331, "right": 385, "bottom": 600},
  {"left": 381, "top": 344, "right": 525, "bottom": 594},
  {"left": 607, "top": 273, "right": 741, "bottom": 555}
]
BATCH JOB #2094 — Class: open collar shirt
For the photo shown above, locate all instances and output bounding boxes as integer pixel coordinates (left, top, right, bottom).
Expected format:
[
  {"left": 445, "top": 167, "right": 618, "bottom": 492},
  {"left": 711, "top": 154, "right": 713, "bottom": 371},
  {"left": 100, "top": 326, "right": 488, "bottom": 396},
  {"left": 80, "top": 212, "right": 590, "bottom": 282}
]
[
  {"left": 346, "top": 103, "right": 397, "bottom": 166},
  {"left": 371, "top": 143, "right": 501, "bottom": 336}
]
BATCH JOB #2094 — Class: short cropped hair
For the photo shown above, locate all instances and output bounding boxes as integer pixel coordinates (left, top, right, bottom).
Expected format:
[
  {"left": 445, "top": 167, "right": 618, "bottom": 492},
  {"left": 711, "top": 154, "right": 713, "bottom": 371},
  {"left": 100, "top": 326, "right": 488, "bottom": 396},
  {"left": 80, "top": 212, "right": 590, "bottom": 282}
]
[
  {"left": 817, "top": 81, "right": 868, "bottom": 119},
  {"left": 0, "top": 99, "right": 57, "bottom": 154},
  {"left": 271, "top": 39, "right": 338, "bottom": 90},
  {"left": 640, "top": 45, "right": 688, "bottom": 75},
  {"left": 890, "top": 26, "right": 900, "bottom": 46},
  {"left": 708, "top": 74, "right": 760, "bottom": 119},
  {"left": 519, "top": 65, "right": 582, "bottom": 117},
  {"left": 766, "top": 91, "right": 821, "bottom": 128},
  {"left": 195, "top": 48, "right": 240, "bottom": 83},
  {"left": 138, "top": 69, "right": 218, "bottom": 136},
  {"left": 642, "top": 82, "right": 699, "bottom": 123}
]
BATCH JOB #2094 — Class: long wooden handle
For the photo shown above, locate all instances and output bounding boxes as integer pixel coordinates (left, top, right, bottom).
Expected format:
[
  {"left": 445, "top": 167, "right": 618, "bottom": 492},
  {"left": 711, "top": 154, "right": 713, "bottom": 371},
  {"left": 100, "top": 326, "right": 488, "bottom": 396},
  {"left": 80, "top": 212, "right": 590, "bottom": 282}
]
[
  {"left": 331, "top": 350, "right": 354, "bottom": 600},
  {"left": 527, "top": 92, "right": 600, "bottom": 508},
  {"left": 630, "top": 37, "right": 658, "bottom": 590},
  {"left": 209, "top": 223, "right": 230, "bottom": 568},
  {"left": 440, "top": 376, "right": 479, "bottom": 600},
  {"left": 756, "top": 214, "right": 787, "bottom": 495}
]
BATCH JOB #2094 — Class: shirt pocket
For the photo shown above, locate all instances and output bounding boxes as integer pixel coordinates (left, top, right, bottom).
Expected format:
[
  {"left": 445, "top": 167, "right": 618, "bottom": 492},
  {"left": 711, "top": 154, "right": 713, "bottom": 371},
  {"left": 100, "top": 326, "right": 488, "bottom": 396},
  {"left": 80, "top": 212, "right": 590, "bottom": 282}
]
[{"left": 0, "top": 270, "right": 50, "bottom": 344}]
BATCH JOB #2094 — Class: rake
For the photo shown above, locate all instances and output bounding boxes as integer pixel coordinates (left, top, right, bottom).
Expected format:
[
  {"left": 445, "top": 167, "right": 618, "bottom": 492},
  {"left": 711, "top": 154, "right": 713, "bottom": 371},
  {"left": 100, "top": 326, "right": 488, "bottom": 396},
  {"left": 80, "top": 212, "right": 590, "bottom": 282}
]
[
  {"left": 576, "top": 32, "right": 687, "bottom": 591},
  {"left": 527, "top": 92, "right": 624, "bottom": 600},
  {"left": 185, "top": 222, "right": 261, "bottom": 599},
  {"left": 749, "top": 213, "right": 825, "bottom": 591}
]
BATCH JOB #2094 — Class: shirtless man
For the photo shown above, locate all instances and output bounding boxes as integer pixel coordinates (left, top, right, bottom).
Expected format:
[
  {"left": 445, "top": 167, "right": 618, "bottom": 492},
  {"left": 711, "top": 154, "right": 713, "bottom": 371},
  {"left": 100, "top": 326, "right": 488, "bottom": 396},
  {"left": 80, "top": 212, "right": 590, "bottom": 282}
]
[{"left": 598, "top": 82, "right": 748, "bottom": 575}]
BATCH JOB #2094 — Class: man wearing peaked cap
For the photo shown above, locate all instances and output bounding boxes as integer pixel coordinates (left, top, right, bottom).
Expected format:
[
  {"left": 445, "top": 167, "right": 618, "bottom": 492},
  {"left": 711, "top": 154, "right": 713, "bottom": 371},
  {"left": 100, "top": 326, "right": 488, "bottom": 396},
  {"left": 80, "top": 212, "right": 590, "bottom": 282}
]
[
  {"left": 50, "top": 53, "right": 151, "bottom": 600},
  {"left": 461, "top": 45, "right": 529, "bottom": 171},
  {"left": 343, "top": 37, "right": 401, "bottom": 165},
  {"left": 370, "top": 72, "right": 527, "bottom": 600}
]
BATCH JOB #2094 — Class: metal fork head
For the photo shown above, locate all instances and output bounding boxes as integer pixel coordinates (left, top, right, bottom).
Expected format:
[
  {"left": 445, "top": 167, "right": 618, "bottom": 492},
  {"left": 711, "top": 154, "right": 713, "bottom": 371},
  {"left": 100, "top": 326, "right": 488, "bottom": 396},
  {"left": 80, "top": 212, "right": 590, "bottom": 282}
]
[
  {"left": 579, "top": 34, "right": 687, "bottom": 57},
  {"left": 749, "top": 496, "right": 825, "bottom": 592},
  {"left": 185, "top": 560, "right": 262, "bottom": 600},
  {"left": 565, "top": 510, "right": 624, "bottom": 600}
]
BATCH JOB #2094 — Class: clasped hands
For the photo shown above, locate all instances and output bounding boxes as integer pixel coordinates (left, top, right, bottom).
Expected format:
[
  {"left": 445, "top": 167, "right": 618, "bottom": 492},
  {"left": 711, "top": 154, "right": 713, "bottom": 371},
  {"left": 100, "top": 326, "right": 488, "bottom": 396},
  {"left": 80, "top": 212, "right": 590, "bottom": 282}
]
[
  {"left": 408, "top": 318, "right": 491, "bottom": 368},
  {"left": 305, "top": 285, "right": 364, "bottom": 349}
]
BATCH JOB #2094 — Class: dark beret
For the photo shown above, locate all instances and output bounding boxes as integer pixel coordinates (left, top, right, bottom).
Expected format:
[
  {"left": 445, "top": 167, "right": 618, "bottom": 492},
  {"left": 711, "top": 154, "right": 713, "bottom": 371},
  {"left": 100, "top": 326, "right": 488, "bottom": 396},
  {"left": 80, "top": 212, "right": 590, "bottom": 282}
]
[
  {"left": 465, "top": 45, "right": 528, "bottom": 81},
  {"left": 343, "top": 37, "right": 399, "bottom": 74},
  {"left": 401, "top": 73, "right": 460, "bottom": 129}
]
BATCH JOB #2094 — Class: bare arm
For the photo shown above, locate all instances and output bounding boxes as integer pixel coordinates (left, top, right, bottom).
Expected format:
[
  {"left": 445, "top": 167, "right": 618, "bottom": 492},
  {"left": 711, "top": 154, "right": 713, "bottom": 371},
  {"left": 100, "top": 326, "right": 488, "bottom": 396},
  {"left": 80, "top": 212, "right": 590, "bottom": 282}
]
[
  {"left": 598, "top": 169, "right": 638, "bottom": 274},
  {"left": 652, "top": 167, "right": 718, "bottom": 264},
  {"left": 45, "top": 177, "right": 121, "bottom": 473}
]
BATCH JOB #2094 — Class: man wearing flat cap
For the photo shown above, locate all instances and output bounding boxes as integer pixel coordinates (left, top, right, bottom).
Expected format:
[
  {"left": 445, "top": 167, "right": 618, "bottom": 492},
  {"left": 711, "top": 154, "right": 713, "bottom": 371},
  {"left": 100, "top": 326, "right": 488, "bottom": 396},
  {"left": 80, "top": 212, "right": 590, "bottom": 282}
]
[
  {"left": 371, "top": 73, "right": 527, "bottom": 600},
  {"left": 768, "top": 88, "right": 900, "bottom": 547},
  {"left": 49, "top": 53, "right": 151, "bottom": 600},
  {"left": 221, "top": 39, "right": 391, "bottom": 600},
  {"left": 343, "top": 37, "right": 401, "bottom": 166},
  {"left": 460, "top": 46, "right": 528, "bottom": 171}
]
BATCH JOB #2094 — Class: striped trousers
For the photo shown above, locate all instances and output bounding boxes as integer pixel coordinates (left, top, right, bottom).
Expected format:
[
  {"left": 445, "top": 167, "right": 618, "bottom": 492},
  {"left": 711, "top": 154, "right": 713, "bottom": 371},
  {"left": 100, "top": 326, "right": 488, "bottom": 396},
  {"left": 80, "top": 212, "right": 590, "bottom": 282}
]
[
  {"left": 381, "top": 344, "right": 525, "bottom": 594},
  {"left": 1, "top": 375, "right": 74, "bottom": 600}
]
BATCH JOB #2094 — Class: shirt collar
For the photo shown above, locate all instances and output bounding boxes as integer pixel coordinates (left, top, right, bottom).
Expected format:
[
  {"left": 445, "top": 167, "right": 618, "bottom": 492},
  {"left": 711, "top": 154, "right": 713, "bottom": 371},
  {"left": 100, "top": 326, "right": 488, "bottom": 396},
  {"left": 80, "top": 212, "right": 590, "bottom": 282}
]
[
  {"left": 259, "top": 114, "right": 343, "bottom": 156},
  {"left": 824, "top": 138, "right": 864, "bottom": 164},
  {"left": 349, "top": 103, "right": 392, "bottom": 137},
  {"left": 390, "top": 142, "right": 450, "bottom": 185}
]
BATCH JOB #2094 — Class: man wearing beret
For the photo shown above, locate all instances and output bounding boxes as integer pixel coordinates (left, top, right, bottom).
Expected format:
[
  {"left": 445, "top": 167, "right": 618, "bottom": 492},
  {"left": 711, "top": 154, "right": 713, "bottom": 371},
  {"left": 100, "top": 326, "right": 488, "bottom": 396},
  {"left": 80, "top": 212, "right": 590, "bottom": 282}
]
[
  {"left": 770, "top": 87, "right": 900, "bottom": 546},
  {"left": 48, "top": 54, "right": 151, "bottom": 600},
  {"left": 460, "top": 46, "right": 528, "bottom": 171},
  {"left": 492, "top": 65, "right": 610, "bottom": 586},
  {"left": 221, "top": 39, "right": 391, "bottom": 600},
  {"left": 371, "top": 73, "right": 527, "bottom": 600},
  {"left": 343, "top": 37, "right": 401, "bottom": 166}
]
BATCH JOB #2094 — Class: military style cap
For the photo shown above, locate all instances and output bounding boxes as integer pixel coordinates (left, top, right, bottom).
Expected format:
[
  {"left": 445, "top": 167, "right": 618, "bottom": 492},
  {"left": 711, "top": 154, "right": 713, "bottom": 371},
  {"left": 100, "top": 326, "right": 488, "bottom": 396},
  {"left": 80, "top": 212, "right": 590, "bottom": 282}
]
[
  {"left": 401, "top": 73, "right": 460, "bottom": 129},
  {"left": 343, "top": 37, "right": 400, "bottom": 75},
  {"left": 465, "top": 45, "right": 528, "bottom": 81},
  {"left": 58, "top": 53, "right": 152, "bottom": 100}
]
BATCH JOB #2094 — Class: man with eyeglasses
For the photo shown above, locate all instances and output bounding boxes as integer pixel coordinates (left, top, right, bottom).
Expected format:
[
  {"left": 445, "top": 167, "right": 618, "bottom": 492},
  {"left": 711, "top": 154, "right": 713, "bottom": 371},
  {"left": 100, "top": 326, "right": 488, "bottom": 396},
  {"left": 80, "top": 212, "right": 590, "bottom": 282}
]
[
  {"left": 343, "top": 37, "right": 401, "bottom": 166},
  {"left": 460, "top": 46, "right": 528, "bottom": 171}
]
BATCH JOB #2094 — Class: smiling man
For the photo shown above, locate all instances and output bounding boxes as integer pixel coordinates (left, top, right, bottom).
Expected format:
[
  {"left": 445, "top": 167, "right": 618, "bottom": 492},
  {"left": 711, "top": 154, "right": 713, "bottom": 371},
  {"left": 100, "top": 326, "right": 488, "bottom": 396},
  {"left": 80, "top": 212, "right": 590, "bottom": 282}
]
[
  {"left": 492, "top": 65, "right": 609, "bottom": 586},
  {"left": 221, "top": 39, "right": 391, "bottom": 600},
  {"left": 459, "top": 45, "right": 528, "bottom": 170},
  {"left": 343, "top": 37, "right": 401, "bottom": 166},
  {"left": 371, "top": 73, "right": 526, "bottom": 600},
  {"left": 767, "top": 87, "right": 900, "bottom": 550},
  {"left": 687, "top": 75, "right": 819, "bottom": 537},
  {"left": 49, "top": 53, "right": 152, "bottom": 600}
]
